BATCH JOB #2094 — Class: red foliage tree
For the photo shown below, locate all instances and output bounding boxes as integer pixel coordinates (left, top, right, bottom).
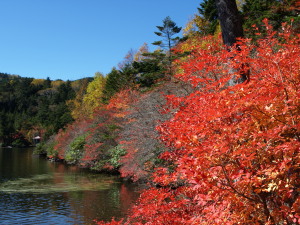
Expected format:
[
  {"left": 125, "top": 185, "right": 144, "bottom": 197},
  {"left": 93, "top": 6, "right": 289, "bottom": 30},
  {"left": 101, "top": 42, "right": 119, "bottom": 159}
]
[
  {"left": 118, "top": 82, "right": 192, "bottom": 181},
  {"left": 52, "top": 119, "right": 90, "bottom": 159},
  {"left": 97, "top": 21, "right": 300, "bottom": 224},
  {"left": 80, "top": 89, "right": 138, "bottom": 170}
]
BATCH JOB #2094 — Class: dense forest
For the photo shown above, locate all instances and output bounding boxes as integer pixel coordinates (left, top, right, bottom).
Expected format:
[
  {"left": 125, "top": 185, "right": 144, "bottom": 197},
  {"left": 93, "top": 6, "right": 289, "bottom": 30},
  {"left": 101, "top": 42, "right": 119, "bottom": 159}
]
[
  {"left": 1, "top": 0, "right": 299, "bottom": 224},
  {"left": 0, "top": 73, "right": 92, "bottom": 147}
]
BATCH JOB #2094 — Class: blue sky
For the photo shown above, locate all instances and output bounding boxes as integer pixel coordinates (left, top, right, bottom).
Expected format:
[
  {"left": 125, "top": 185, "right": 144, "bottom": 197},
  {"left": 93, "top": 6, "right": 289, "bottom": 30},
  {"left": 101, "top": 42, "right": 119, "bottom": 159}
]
[{"left": 0, "top": 0, "right": 200, "bottom": 81}]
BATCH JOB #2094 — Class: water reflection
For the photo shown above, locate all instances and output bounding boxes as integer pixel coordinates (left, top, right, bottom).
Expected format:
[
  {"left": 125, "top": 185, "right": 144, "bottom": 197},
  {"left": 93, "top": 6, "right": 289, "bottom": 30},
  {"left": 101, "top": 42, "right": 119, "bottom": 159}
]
[
  {"left": 0, "top": 148, "right": 139, "bottom": 224},
  {"left": 0, "top": 172, "right": 120, "bottom": 193}
]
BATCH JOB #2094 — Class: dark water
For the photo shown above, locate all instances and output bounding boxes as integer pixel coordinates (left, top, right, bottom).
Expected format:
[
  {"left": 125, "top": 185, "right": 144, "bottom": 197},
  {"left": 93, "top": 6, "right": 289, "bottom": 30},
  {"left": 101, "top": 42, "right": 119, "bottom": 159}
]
[{"left": 0, "top": 147, "right": 139, "bottom": 225}]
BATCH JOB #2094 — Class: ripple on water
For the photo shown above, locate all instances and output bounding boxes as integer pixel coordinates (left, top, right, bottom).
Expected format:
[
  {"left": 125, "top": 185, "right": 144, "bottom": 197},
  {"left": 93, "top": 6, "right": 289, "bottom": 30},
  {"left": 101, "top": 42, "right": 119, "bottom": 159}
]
[
  {"left": 0, "top": 148, "right": 139, "bottom": 224},
  {"left": 0, "top": 192, "right": 84, "bottom": 225},
  {"left": 0, "top": 173, "right": 118, "bottom": 194}
]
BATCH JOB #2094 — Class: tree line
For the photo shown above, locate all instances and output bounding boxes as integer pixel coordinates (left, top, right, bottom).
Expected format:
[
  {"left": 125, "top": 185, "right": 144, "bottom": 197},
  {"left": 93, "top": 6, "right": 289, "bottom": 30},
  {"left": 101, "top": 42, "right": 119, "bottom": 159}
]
[{"left": 0, "top": 73, "right": 92, "bottom": 147}]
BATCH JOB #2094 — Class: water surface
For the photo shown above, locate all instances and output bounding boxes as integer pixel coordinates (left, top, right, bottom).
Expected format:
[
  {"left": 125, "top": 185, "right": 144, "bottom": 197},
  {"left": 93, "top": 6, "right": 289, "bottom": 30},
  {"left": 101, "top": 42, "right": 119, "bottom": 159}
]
[{"left": 0, "top": 147, "right": 139, "bottom": 224}]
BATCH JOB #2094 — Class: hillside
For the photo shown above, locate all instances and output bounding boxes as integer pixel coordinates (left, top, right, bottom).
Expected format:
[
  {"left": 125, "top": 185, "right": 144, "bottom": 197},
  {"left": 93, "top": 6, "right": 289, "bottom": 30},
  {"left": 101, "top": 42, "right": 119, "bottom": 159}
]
[{"left": 0, "top": 73, "right": 92, "bottom": 147}]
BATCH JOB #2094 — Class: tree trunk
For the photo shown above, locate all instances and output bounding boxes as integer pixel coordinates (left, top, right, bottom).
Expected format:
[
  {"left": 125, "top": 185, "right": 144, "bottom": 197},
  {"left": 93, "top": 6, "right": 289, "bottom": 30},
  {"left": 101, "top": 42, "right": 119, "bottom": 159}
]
[
  {"left": 215, "top": 0, "right": 249, "bottom": 85},
  {"left": 215, "top": 0, "right": 244, "bottom": 46}
]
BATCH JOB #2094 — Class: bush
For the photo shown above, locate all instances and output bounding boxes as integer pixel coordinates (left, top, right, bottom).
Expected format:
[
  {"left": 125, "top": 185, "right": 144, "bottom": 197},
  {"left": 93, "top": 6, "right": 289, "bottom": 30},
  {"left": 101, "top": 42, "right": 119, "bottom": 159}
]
[
  {"left": 65, "top": 135, "right": 86, "bottom": 164},
  {"left": 11, "top": 139, "right": 27, "bottom": 148},
  {"left": 33, "top": 143, "right": 47, "bottom": 155},
  {"left": 108, "top": 145, "right": 126, "bottom": 168},
  {"left": 41, "top": 136, "right": 58, "bottom": 159}
]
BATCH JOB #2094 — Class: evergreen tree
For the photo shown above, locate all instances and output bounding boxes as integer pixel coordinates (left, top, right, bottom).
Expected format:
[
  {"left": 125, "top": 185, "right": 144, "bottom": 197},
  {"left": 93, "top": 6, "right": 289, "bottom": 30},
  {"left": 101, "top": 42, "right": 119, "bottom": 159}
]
[
  {"left": 52, "top": 81, "right": 75, "bottom": 104},
  {"left": 102, "top": 68, "right": 125, "bottom": 103},
  {"left": 0, "top": 74, "right": 78, "bottom": 145},
  {"left": 132, "top": 50, "right": 165, "bottom": 87},
  {"left": 152, "top": 16, "right": 182, "bottom": 75},
  {"left": 198, "top": 0, "right": 219, "bottom": 34},
  {"left": 43, "top": 77, "right": 51, "bottom": 89},
  {"left": 242, "top": 0, "right": 299, "bottom": 38},
  {"left": 152, "top": 16, "right": 182, "bottom": 52}
]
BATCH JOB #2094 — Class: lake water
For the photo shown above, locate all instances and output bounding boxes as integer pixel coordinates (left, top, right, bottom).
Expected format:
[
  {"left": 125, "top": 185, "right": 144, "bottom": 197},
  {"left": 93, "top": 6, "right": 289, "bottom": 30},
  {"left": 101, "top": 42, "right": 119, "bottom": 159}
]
[{"left": 0, "top": 147, "right": 139, "bottom": 224}]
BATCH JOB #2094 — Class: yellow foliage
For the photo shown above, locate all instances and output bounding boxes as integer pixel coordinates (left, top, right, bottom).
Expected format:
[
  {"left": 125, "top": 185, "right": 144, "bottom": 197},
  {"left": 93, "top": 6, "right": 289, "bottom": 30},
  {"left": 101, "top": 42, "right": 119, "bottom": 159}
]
[
  {"left": 82, "top": 72, "right": 106, "bottom": 118},
  {"left": 31, "top": 79, "right": 45, "bottom": 86},
  {"left": 51, "top": 80, "right": 64, "bottom": 88},
  {"left": 183, "top": 15, "right": 211, "bottom": 37},
  {"left": 134, "top": 43, "right": 149, "bottom": 62}
]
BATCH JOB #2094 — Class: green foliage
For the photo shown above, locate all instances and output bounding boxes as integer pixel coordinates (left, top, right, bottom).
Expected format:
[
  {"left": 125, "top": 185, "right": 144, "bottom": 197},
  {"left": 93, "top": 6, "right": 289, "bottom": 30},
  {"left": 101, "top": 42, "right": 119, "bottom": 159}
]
[
  {"left": 43, "top": 139, "right": 58, "bottom": 158},
  {"left": 91, "top": 145, "right": 126, "bottom": 171},
  {"left": 101, "top": 64, "right": 138, "bottom": 103},
  {"left": 102, "top": 68, "right": 125, "bottom": 103},
  {"left": 33, "top": 143, "right": 47, "bottom": 155},
  {"left": 90, "top": 160, "right": 106, "bottom": 171},
  {"left": 108, "top": 145, "right": 127, "bottom": 168},
  {"left": 132, "top": 52, "right": 165, "bottom": 87},
  {"left": 152, "top": 16, "right": 182, "bottom": 75},
  {"left": 190, "top": 0, "right": 299, "bottom": 40},
  {"left": 52, "top": 80, "right": 75, "bottom": 104},
  {"left": 11, "top": 138, "right": 29, "bottom": 148},
  {"left": 70, "top": 134, "right": 86, "bottom": 150},
  {"left": 0, "top": 74, "right": 79, "bottom": 146},
  {"left": 242, "top": 0, "right": 298, "bottom": 39},
  {"left": 43, "top": 77, "right": 51, "bottom": 89},
  {"left": 65, "top": 135, "right": 86, "bottom": 164},
  {"left": 198, "top": 0, "right": 219, "bottom": 34},
  {"left": 152, "top": 16, "right": 182, "bottom": 50}
]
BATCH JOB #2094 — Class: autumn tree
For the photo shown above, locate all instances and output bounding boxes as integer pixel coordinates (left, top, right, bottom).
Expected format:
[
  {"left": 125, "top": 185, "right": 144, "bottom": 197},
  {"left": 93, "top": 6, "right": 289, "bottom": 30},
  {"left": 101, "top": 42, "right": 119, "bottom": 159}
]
[
  {"left": 97, "top": 20, "right": 300, "bottom": 225},
  {"left": 118, "top": 48, "right": 137, "bottom": 70},
  {"left": 67, "top": 78, "right": 90, "bottom": 119},
  {"left": 133, "top": 43, "right": 149, "bottom": 62},
  {"left": 118, "top": 81, "right": 192, "bottom": 181},
  {"left": 82, "top": 72, "right": 106, "bottom": 117}
]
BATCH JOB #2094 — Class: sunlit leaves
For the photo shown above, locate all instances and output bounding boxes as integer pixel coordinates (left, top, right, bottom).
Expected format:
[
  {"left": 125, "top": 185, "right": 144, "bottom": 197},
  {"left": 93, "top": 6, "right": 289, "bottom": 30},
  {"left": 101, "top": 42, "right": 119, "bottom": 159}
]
[
  {"left": 82, "top": 72, "right": 106, "bottom": 118},
  {"left": 100, "top": 21, "right": 300, "bottom": 224}
]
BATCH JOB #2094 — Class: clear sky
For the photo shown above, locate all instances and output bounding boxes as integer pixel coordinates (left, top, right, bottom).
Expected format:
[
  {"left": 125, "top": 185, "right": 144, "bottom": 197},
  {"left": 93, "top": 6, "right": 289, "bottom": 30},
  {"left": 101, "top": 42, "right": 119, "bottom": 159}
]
[{"left": 0, "top": 0, "right": 200, "bottom": 81}]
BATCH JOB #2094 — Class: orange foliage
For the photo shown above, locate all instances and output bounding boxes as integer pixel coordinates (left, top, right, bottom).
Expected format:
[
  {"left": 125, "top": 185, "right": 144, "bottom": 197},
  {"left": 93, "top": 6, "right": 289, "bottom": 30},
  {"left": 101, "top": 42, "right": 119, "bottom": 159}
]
[
  {"left": 52, "top": 119, "right": 90, "bottom": 159},
  {"left": 80, "top": 89, "right": 139, "bottom": 169},
  {"left": 98, "top": 21, "right": 300, "bottom": 224}
]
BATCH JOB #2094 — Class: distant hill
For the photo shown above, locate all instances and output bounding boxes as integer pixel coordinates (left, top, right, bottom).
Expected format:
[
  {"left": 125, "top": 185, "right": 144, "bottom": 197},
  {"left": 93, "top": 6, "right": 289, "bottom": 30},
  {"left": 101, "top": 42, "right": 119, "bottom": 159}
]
[{"left": 0, "top": 72, "right": 92, "bottom": 147}]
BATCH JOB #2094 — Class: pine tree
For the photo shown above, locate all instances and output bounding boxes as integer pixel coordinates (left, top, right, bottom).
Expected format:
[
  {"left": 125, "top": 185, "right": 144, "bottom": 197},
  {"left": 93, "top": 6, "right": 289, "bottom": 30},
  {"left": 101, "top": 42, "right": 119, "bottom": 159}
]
[
  {"left": 102, "top": 68, "right": 125, "bottom": 103},
  {"left": 152, "top": 16, "right": 182, "bottom": 51},
  {"left": 152, "top": 16, "right": 181, "bottom": 75},
  {"left": 198, "top": 0, "right": 219, "bottom": 34}
]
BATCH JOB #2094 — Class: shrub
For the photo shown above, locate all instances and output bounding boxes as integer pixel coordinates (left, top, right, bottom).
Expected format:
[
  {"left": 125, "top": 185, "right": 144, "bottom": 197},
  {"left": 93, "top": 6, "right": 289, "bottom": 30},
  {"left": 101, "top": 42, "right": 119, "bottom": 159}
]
[
  {"left": 33, "top": 143, "right": 47, "bottom": 155},
  {"left": 65, "top": 135, "right": 86, "bottom": 164},
  {"left": 108, "top": 145, "right": 126, "bottom": 168},
  {"left": 46, "top": 140, "right": 58, "bottom": 159}
]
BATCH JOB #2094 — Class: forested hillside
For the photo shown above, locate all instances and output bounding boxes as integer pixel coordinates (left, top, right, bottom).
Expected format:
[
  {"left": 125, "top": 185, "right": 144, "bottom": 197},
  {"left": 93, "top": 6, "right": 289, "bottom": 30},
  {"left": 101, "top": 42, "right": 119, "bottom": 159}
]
[{"left": 0, "top": 73, "right": 92, "bottom": 147}]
